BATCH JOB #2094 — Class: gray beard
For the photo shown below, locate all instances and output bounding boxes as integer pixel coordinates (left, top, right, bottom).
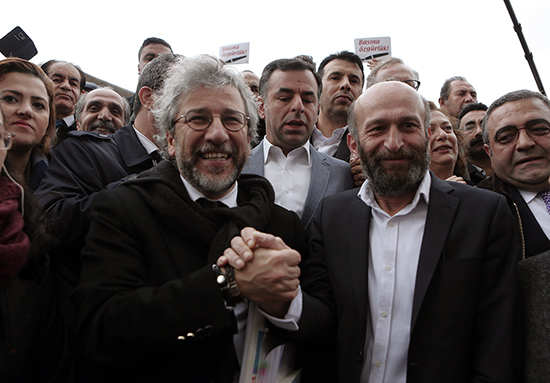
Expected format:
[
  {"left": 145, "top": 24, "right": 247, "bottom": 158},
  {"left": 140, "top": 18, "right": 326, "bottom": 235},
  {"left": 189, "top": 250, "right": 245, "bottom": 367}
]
[
  {"left": 358, "top": 140, "right": 431, "bottom": 197},
  {"left": 175, "top": 143, "right": 246, "bottom": 198}
]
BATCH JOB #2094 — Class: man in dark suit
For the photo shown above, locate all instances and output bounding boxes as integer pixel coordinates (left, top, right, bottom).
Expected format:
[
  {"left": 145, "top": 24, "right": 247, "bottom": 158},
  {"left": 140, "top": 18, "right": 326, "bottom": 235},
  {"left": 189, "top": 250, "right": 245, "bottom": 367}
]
[
  {"left": 243, "top": 56, "right": 353, "bottom": 228},
  {"left": 480, "top": 89, "right": 550, "bottom": 258},
  {"left": 228, "top": 81, "right": 521, "bottom": 382},
  {"left": 41, "top": 60, "right": 86, "bottom": 145},
  {"left": 72, "top": 54, "right": 331, "bottom": 382}
]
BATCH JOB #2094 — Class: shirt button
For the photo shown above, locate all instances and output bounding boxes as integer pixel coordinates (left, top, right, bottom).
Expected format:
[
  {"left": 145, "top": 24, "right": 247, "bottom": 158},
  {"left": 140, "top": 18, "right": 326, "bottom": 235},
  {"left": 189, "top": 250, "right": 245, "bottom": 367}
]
[
  {"left": 375, "top": 360, "right": 382, "bottom": 368},
  {"left": 385, "top": 265, "right": 392, "bottom": 271},
  {"left": 381, "top": 311, "right": 388, "bottom": 318},
  {"left": 388, "top": 222, "right": 395, "bottom": 228},
  {"left": 285, "top": 166, "right": 289, "bottom": 171},
  {"left": 285, "top": 189, "right": 290, "bottom": 194}
]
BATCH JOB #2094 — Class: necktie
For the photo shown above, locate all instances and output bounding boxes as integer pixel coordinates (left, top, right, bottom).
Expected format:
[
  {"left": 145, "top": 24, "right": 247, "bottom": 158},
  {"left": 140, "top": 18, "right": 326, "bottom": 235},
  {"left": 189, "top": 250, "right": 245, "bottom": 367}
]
[{"left": 539, "top": 190, "right": 550, "bottom": 214}]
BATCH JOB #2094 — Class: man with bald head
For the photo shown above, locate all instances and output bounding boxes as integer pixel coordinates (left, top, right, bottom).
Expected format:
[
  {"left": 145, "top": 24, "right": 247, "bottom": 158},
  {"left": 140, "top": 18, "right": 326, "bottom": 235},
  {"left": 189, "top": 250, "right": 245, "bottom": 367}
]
[
  {"left": 75, "top": 87, "right": 130, "bottom": 134},
  {"left": 226, "top": 82, "right": 521, "bottom": 382}
]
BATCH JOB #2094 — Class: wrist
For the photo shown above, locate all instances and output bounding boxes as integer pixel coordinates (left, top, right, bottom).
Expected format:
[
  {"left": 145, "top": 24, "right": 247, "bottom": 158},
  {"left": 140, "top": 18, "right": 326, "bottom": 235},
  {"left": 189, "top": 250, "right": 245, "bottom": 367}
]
[{"left": 212, "top": 264, "right": 243, "bottom": 307}]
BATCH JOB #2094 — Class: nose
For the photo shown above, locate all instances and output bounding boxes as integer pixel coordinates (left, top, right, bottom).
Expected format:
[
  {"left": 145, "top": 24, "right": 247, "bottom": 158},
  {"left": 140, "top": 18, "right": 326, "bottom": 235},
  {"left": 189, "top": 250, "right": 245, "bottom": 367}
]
[
  {"left": 204, "top": 115, "right": 229, "bottom": 144},
  {"left": 339, "top": 77, "right": 351, "bottom": 91},
  {"left": 474, "top": 121, "right": 483, "bottom": 137},
  {"left": 60, "top": 78, "right": 71, "bottom": 91},
  {"left": 384, "top": 126, "right": 404, "bottom": 152},
  {"left": 290, "top": 95, "right": 305, "bottom": 113},
  {"left": 97, "top": 107, "right": 112, "bottom": 121},
  {"left": 464, "top": 93, "right": 475, "bottom": 104},
  {"left": 516, "top": 128, "right": 535, "bottom": 151},
  {"left": 17, "top": 99, "right": 33, "bottom": 118}
]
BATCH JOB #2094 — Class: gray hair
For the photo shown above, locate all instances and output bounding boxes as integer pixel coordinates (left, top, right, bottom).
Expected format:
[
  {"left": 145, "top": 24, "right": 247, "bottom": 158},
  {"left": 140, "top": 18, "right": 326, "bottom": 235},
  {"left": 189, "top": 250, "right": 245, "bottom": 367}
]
[
  {"left": 348, "top": 85, "right": 431, "bottom": 141},
  {"left": 482, "top": 89, "right": 550, "bottom": 148},
  {"left": 75, "top": 86, "right": 131, "bottom": 124},
  {"left": 153, "top": 55, "right": 259, "bottom": 159},
  {"left": 366, "top": 57, "right": 419, "bottom": 89},
  {"left": 439, "top": 76, "right": 467, "bottom": 101}
]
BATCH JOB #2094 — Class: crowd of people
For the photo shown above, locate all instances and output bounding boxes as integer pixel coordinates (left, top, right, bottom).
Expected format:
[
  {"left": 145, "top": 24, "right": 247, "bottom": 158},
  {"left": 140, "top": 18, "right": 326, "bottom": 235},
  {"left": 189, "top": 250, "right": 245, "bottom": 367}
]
[{"left": 1, "top": 35, "right": 549, "bottom": 382}]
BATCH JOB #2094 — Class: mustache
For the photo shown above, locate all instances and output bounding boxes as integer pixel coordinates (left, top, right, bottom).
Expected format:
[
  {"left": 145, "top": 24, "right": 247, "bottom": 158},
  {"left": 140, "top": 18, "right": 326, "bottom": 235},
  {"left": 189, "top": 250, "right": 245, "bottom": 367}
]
[
  {"left": 469, "top": 135, "right": 484, "bottom": 147},
  {"left": 193, "top": 142, "right": 236, "bottom": 157},
  {"left": 89, "top": 120, "right": 117, "bottom": 134}
]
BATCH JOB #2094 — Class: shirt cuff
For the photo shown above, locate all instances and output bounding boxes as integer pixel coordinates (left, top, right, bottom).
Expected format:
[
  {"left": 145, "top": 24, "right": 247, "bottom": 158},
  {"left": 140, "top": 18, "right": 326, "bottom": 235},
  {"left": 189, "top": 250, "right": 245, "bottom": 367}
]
[{"left": 258, "top": 286, "right": 302, "bottom": 331}]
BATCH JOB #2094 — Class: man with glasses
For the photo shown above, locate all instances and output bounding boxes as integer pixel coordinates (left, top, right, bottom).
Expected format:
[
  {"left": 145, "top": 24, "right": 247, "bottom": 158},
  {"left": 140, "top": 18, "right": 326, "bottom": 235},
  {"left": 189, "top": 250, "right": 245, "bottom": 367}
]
[
  {"left": 366, "top": 57, "right": 420, "bottom": 90},
  {"left": 480, "top": 89, "right": 550, "bottom": 258},
  {"left": 243, "top": 56, "right": 353, "bottom": 229},
  {"left": 72, "top": 54, "right": 331, "bottom": 382},
  {"left": 458, "top": 103, "right": 491, "bottom": 185}
]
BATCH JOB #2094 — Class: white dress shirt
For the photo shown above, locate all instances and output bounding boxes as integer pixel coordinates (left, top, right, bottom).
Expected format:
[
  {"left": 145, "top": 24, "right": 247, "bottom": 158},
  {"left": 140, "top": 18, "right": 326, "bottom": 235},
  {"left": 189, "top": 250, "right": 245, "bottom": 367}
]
[
  {"left": 263, "top": 139, "right": 311, "bottom": 217},
  {"left": 311, "top": 125, "right": 348, "bottom": 157},
  {"left": 179, "top": 176, "right": 302, "bottom": 366},
  {"left": 358, "top": 172, "right": 431, "bottom": 383},
  {"left": 518, "top": 189, "right": 550, "bottom": 240}
]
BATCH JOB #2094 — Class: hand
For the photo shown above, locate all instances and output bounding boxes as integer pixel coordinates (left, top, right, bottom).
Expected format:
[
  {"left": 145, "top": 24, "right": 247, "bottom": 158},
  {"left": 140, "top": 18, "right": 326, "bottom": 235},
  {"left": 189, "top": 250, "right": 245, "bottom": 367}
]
[
  {"left": 445, "top": 175, "right": 467, "bottom": 184},
  {"left": 350, "top": 156, "right": 365, "bottom": 187},
  {"left": 366, "top": 57, "right": 381, "bottom": 70}
]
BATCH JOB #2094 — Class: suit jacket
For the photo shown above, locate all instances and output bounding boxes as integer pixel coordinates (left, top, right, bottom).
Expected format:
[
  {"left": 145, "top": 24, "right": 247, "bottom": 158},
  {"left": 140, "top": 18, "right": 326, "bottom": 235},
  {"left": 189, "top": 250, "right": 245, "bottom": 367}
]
[
  {"left": 242, "top": 140, "right": 354, "bottom": 228},
  {"left": 72, "top": 162, "right": 312, "bottom": 383},
  {"left": 305, "top": 173, "right": 521, "bottom": 383},
  {"left": 478, "top": 174, "right": 550, "bottom": 258}
]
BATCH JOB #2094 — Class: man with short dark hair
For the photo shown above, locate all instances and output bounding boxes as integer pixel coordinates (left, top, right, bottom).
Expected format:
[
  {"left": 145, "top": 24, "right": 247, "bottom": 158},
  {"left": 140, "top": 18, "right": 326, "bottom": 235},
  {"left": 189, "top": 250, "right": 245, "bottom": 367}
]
[
  {"left": 75, "top": 87, "right": 129, "bottom": 134},
  {"left": 438, "top": 76, "right": 477, "bottom": 118},
  {"left": 312, "top": 51, "right": 364, "bottom": 161},
  {"left": 41, "top": 60, "right": 86, "bottom": 144},
  {"left": 480, "top": 89, "right": 550, "bottom": 258},
  {"left": 243, "top": 56, "right": 353, "bottom": 228},
  {"left": 458, "top": 102, "right": 491, "bottom": 184},
  {"left": 71, "top": 54, "right": 330, "bottom": 382}
]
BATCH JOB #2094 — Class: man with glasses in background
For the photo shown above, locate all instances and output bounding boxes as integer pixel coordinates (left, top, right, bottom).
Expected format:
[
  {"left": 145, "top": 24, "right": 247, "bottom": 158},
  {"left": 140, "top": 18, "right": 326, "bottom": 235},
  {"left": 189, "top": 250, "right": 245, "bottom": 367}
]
[{"left": 480, "top": 89, "right": 550, "bottom": 258}]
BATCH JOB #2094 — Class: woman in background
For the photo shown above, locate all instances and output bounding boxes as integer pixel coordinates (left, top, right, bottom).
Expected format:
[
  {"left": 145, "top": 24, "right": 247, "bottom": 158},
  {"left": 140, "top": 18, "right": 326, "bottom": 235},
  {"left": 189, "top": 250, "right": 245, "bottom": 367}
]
[{"left": 0, "top": 57, "right": 55, "bottom": 191}]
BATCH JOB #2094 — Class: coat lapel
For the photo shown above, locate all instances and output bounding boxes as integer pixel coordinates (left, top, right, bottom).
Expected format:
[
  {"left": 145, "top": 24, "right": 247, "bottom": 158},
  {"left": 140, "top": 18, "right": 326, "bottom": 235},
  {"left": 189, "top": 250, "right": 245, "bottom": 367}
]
[
  {"left": 243, "top": 141, "right": 265, "bottom": 176},
  {"left": 411, "top": 175, "right": 459, "bottom": 330},
  {"left": 302, "top": 147, "right": 331, "bottom": 228}
]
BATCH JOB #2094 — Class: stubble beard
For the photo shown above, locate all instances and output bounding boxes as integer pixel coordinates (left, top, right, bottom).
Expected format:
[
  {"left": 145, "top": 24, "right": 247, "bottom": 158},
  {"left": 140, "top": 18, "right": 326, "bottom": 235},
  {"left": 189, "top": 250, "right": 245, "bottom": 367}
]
[{"left": 358, "top": 140, "right": 431, "bottom": 197}]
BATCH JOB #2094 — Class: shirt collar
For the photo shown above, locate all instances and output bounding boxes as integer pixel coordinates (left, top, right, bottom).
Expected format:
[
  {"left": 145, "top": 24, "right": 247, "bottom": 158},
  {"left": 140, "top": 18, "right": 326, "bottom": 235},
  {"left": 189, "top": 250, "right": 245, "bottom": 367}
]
[
  {"left": 62, "top": 115, "right": 75, "bottom": 127},
  {"left": 133, "top": 125, "right": 158, "bottom": 155},
  {"left": 262, "top": 137, "right": 311, "bottom": 165},
  {"left": 518, "top": 188, "right": 540, "bottom": 204},
  {"left": 312, "top": 125, "right": 347, "bottom": 143},
  {"left": 180, "top": 174, "right": 238, "bottom": 208},
  {"left": 358, "top": 170, "right": 431, "bottom": 213}
]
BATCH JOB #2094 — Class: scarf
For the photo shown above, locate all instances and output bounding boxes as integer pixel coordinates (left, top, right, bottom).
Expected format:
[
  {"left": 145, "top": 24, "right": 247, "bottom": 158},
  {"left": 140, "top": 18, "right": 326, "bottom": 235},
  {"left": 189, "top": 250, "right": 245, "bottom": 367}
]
[{"left": 0, "top": 177, "right": 30, "bottom": 287}]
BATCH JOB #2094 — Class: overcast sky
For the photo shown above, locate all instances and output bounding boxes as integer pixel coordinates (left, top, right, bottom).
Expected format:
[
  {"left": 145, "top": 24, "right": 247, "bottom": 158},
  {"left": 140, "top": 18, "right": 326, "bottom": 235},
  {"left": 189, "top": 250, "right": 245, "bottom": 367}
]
[{"left": 3, "top": 0, "right": 549, "bottom": 107}]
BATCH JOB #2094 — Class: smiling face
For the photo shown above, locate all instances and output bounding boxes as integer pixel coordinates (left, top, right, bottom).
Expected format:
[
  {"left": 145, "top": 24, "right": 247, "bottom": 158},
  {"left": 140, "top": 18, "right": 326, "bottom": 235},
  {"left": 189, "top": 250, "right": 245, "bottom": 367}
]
[
  {"left": 260, "top": 69, "right": 319, "bottom": 155},
  {"left": 167, "top": 85, "right": 251, "bottom": 199},
  {"left": 46, "top": 62, "right": 82, "bottom": 119},
  {"left": 485, "top": 97, "right": 550, "bottom": 192},
  {"left": 429, "top": 110, "right": 458, "bottom": 169},
  {"left": 349, "top": 82, "right": 430, "bottom": 197},
  {"left": 0, "top": 72, "right": 50, "bottom": 154},
  {"left": 78, "top": 88, "right": 126, "bottom": 134},
  {"left": 319, "top": 59, "right": 363, "bottom": 119}
]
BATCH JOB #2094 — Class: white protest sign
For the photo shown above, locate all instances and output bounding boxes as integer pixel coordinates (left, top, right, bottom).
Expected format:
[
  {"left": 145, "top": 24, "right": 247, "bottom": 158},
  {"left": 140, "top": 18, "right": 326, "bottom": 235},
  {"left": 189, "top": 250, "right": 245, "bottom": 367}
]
[
  {"left": 354, "top": 37, "right": 391, "bottom": 61},
  {"left": 219, "top": 42, "right": 250, "bottom": 64}
]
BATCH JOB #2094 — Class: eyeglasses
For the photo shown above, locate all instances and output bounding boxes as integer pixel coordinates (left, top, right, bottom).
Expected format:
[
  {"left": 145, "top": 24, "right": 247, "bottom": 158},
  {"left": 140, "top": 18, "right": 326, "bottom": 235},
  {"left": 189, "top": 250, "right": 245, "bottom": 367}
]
[
  {"left": 493, "top": 124, "right": 550, "bottom": 145},
  {"left": 0, "top": 131, "right": 15, "bottom": 150},
  {"left": 174, "top": 110, "right": 250, "bottom": 132},
  {"left": 385, "top": 78, "right": 421, "bottom": 90}
]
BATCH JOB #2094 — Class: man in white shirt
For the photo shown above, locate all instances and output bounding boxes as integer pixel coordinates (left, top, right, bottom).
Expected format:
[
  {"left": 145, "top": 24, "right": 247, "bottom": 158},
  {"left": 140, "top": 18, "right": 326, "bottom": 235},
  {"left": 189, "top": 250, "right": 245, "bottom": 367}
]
[
  {"left": 228, "top": 81, "right": 521, "bottom": 382},
  {"left": 480, "top": 89, "right": 550, "bottom": 258},
  {"left": 243, "top": 56, "right": 353, "bottom": 228},
  {"left": 312, "top": 51, "right": 364, "bottom": 162}
]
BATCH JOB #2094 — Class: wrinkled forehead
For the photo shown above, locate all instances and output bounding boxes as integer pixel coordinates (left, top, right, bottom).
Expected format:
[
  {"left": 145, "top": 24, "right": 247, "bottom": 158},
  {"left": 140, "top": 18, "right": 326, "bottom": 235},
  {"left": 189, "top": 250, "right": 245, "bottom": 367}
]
[
  {"left": 488, "top": 97, "right": 550, "bottom": 130},
  {"left": 85, "top": 89, "right": 124, "bottom": 107}
]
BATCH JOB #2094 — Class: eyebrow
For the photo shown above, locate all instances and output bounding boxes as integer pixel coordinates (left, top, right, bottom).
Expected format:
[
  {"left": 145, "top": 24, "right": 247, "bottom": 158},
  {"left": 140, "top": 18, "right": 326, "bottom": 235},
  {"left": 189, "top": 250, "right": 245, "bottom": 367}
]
[
  {"left": 498, "top": 118, "right": 550, "bottom": 130},
  {"left": 2, "top": 89, "right": 48, "bottom": 104}
]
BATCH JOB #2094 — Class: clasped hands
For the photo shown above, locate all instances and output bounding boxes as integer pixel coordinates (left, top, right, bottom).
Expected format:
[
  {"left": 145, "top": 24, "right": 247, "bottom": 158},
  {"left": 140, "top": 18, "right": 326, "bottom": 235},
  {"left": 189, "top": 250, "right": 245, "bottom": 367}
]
[{"left": 217, "top": 227, "right": 301, "bottom": 317}]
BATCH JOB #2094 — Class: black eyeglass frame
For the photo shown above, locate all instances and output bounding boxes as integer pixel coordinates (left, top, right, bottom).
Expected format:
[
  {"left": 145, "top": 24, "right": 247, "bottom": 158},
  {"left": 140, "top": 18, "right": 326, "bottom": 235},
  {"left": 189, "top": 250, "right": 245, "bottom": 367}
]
[{"left": 492, "top": 124, "right": 550, "bottom": 145}]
